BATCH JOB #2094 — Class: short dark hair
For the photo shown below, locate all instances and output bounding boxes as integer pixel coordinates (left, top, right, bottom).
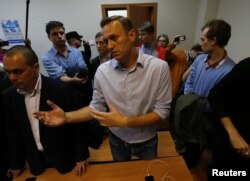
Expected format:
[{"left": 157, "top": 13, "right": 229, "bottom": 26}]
[
  {"left": 191, "top": 43, "right": 202, "bottom": 52},
  {"left": 100, "top": 16, "right": 133, "bottom": 32},
  {"left": 201, "top": 19, "right": 231, "bottom": 47},
  {"left": 45, "top": 21, "right": 65, "bottom": 35},
  {"left": 5, "top": 45, "right": 38, "bottom": 66},
  {"left": 95, "top": 31, "right": 102, "bottom": 39},
  {"left": 138, "top": 21, "right": 154, "bottom": 34}
]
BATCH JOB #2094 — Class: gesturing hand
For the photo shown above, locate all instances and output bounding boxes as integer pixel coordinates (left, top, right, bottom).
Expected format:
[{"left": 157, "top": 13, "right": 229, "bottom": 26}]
[
  {"left": 91, "top": 103, "right": 127, "bottom": 127},
  {"left": 33, "top": 100, "right": 66, "bottom": 127}
]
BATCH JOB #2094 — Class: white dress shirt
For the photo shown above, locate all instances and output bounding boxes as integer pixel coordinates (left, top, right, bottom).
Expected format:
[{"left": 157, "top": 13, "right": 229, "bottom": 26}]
[{"left": 17, "top": 74, "right": 43, "bottom": 151}]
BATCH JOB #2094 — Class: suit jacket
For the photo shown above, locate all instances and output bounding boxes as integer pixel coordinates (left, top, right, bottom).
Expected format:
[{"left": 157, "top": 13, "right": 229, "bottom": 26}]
[
  {"left": 91, "top": 55, "right": 112, "bottom": 79},
  {"left": 90, "top": 56, "right": 101, "bottom": 80},
  {"left": 4, "top": 75, "right": 89, "bottom": 175},
  {"left": 0, "top": 70, "right": 11, "bottom": 178}
]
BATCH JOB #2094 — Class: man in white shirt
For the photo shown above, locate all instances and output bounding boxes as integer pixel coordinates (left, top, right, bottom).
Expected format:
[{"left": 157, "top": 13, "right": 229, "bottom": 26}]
[
  {"left": 35, "top": 16, "right": 172, "bottom": 161},
  {"left": 3, "top": 45, "right": 89, "bottom": 178}
]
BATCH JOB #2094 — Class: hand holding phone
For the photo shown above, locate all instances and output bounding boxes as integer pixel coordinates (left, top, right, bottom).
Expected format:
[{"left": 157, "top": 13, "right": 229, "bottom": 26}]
[
  {"left": 173, "top": 35, "right": 186, "bottom": 44},
  {"left": 77, "top": 67, "right": 89, "bottom": 78}
]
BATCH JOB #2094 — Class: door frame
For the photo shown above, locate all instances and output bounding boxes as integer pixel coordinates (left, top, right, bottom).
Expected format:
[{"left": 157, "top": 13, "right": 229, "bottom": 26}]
[{"left": 101, "top": 3, "right": 158, "bottom": 34}]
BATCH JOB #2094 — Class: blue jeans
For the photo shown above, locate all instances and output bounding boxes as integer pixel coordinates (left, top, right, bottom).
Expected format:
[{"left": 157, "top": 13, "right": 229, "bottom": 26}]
[{"left": 109, "top": 132, "right": 158, "bottom": 161}]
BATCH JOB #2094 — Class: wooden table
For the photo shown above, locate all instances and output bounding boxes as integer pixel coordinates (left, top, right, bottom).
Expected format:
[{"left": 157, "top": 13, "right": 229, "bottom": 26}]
[
  {"left": 157, "top": 131, "right": 178, "bottom": 158},
  {"left": 88, "top": 131, "right": 178, "bottom": 162},
  {"left": 14, "top": 156, "right": 193, "bottom": 181}
]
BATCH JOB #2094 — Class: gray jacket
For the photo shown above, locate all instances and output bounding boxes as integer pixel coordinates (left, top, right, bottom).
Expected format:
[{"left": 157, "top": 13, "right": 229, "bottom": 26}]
[{"left": 174, "top": 94, "right": 214, "bottom": 150}]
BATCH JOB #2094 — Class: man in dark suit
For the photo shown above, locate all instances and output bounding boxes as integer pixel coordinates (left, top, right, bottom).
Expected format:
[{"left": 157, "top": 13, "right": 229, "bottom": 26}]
[
  {"left": 0, "top": 67, "right": 12, "bottom": 181},
  {"left": 91, "top": 32, "right": 111, "bottom": 79},
  {"left": 3, "top": 45, "right": 89, "bottom": 178}
]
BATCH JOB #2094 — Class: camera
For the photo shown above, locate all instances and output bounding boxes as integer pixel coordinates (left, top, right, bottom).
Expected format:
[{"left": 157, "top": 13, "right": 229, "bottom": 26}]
[
  {"left": 173, "top": 35, "right": 186, "bottom": 43},
  {"left": 77, "top": 67, "right": 89, "bottom": 78},
  {"left": 0, "top": 40, "right": 9, "bottom": 47}
]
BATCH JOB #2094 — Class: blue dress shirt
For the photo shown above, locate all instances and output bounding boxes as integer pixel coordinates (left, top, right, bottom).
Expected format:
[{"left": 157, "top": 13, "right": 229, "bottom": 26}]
[
  {"left": 41, "top": 46, "right": 86, "bottom": 79},
  {"left": 185, "top": 53, "right": 235, "bottom": 97}
]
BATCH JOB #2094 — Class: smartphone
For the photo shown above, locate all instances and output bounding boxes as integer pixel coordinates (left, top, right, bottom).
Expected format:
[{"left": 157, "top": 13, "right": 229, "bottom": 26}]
[
  {"left": 173, "top": 35, "right": 186, "bottom": 43},
  {"left": 0, "top": 40, "right": 9, "bottom": 46},
  {"left": 145, "top": 175, "right": 154, "bottom": 181},
  {"left": 25, "top": 177, "right": 36, "bottom": 181},
  {"left": 77, "top": 67, "right": 89, "bottom": 78}
]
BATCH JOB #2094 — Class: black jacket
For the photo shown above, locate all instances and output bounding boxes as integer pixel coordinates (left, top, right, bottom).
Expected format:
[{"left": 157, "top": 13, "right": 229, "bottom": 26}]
[{"left": 4, "top": 76, "right": 89, "bottom": 175}]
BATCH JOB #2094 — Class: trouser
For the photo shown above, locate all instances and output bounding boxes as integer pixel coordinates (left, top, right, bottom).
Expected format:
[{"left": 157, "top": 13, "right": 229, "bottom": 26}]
[{"left": 109, "top": 132, "right": 158, "bottom": 161}]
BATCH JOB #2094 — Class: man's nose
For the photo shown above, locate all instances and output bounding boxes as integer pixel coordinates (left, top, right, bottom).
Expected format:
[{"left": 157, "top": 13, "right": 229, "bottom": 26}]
[
  {"left": 107, "top": 40, "right": 114, "bottom": 50},
  {"left": 8, "top": 73, "right": 18, "bottom": 82}
]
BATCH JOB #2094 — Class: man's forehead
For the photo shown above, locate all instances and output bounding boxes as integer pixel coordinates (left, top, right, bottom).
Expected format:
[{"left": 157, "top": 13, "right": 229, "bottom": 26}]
[
  {"left": 96, "top": 36, "right": 104, "bottom": 41},
  {"left": 102, "top": 29, "right": 115, "bottom": 40},
  {"left": 103, "top": 20, "right": 123, "bottom": 31},
  {"left": 3, "top": 60, "right": 26, "bottom": 72},
  {"left": 202, "top": 27, "right": 209, "bottom": 35},
  {"left": 4, "top": 53, "right": 24, "bottom": 61},
  {"left": 51, "top": 27, "right": 64, "bottom": 33},
  {"left": 102, "top": 30, "right": 112, "bottom": 38},
  {"left": 138, "top": 31, "right": 149, "bottom": 35}
]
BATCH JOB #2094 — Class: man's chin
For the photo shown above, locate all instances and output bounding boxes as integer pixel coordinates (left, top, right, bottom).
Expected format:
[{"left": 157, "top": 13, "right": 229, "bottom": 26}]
[
  {"left": 14, "top": 84, "right": 23, "bottom": 90},
  {"left": 113, "top": 55, "right": 120, "bottom": 60}
]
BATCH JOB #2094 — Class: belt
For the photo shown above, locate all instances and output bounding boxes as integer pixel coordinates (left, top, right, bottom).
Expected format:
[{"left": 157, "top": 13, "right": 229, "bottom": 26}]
[{"left": 110, "top": 131, "right": 157, "bottom": 147}]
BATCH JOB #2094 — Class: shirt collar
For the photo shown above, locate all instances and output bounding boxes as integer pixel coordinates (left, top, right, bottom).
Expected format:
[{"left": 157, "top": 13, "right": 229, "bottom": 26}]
[
  {"left": 204, "top": 52, "right": 228, "bottom": 69},
  {"left": 99, "top": 53, "right": 112, "bottom": 64},
  {"left": 111, "top": 48, "right": 144, "bottom": 69},
  {"left": 51, "top": 45, "right": 71, "bottom": 56},
  {"left": 17, "top": 74, "right": 41, "bottom": 96}
]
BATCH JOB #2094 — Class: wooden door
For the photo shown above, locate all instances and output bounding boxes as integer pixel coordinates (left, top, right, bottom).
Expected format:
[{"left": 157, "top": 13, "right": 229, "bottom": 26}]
[
  {"left": 127, "top": 5, "right": 151, "bottom": 46},
  {"left": 101, "top": 3, "right": 158, "bottom": 46}
]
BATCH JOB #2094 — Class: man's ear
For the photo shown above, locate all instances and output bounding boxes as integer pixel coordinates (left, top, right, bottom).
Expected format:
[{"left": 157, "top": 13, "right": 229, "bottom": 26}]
[
  {"left": 33, "top": 63, "right": 39, "bottom": 70},
  {"left": 129, "top": 28, "right": 136, "bottom": 43},
  {"left": 211, "top": 37, "right": 217, "bottom": 46}
]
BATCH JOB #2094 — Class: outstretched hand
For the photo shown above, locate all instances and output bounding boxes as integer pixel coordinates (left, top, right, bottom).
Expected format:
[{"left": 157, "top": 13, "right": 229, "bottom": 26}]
[{"left": 33, "top": 100, "right": 66, "bottom": 127}]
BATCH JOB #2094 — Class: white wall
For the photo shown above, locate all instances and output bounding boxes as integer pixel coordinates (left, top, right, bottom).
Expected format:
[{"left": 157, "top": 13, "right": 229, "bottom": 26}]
[
  {"left": 194, "top": 0, "right": 207, "bottom": 43},
  {"left": 194, "top": 0, "right": 220, "bottom": 44},
  {"left": 218, "top": 0, "right": 250, "bottom": 62},
  {"left": 1, "top": 0, "right": 249, "bottom": 72},
  {"left": 0, "top": 0, "right": 200, "bottom": 74},
  {"left": 158, "top": 0, "right": 199, "bottom": 50}
]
